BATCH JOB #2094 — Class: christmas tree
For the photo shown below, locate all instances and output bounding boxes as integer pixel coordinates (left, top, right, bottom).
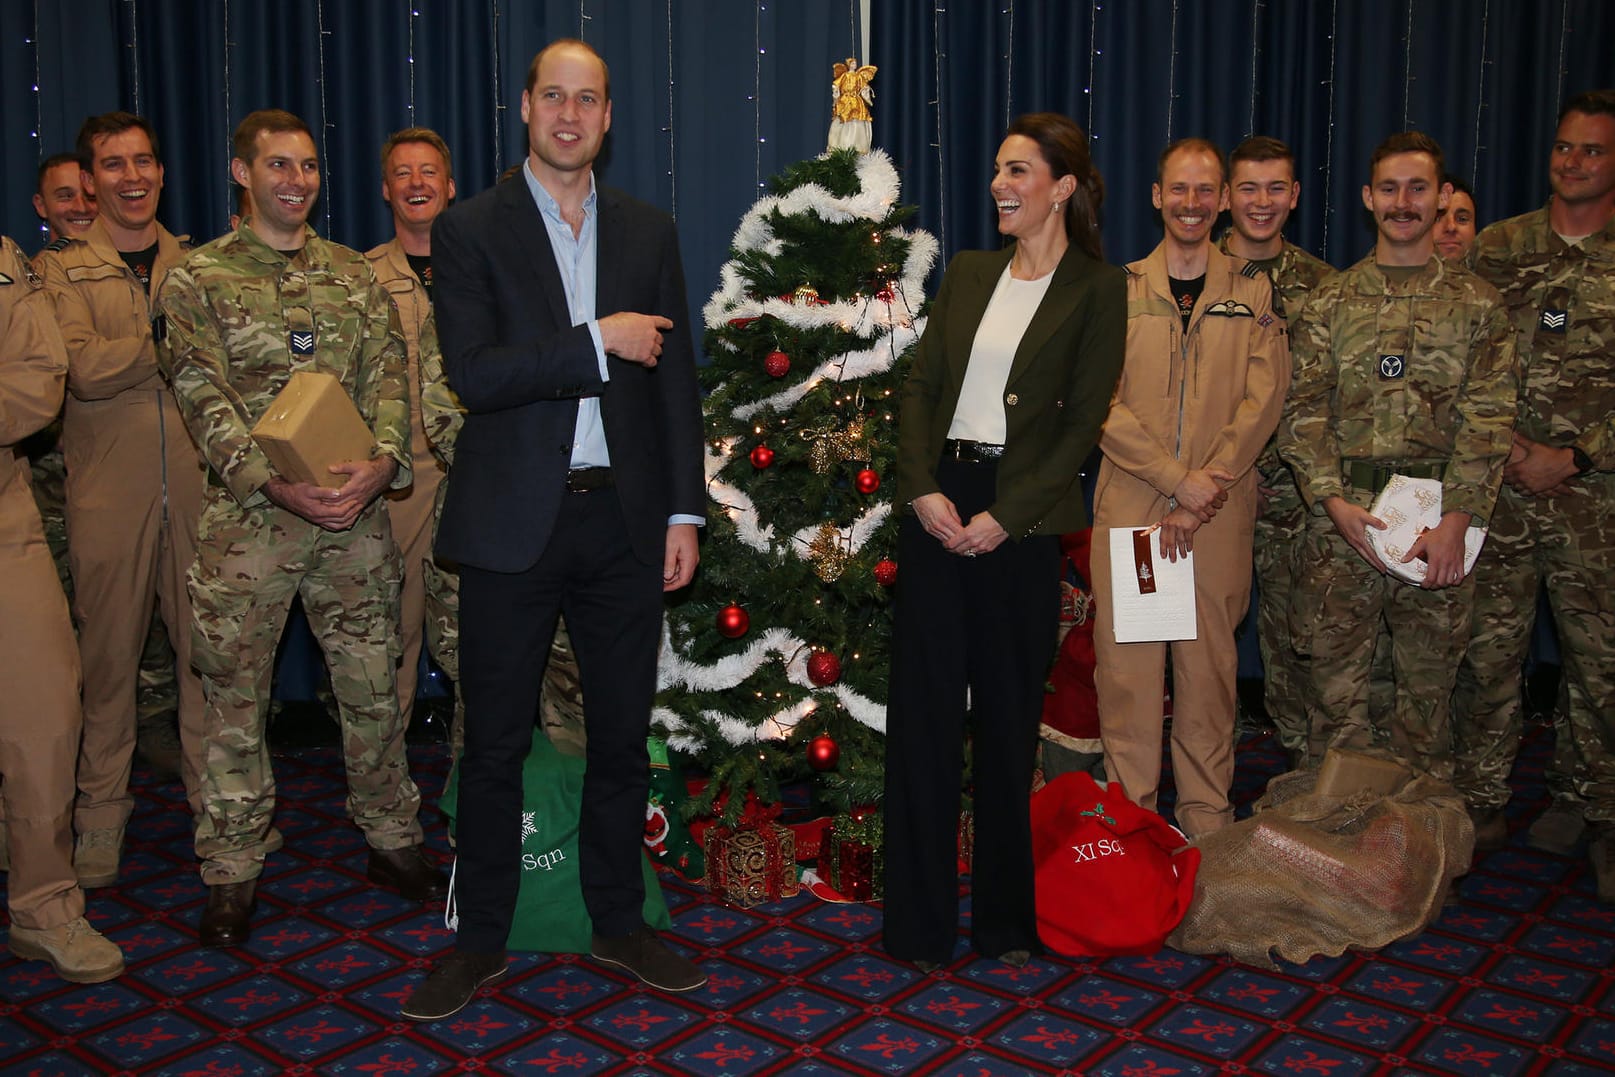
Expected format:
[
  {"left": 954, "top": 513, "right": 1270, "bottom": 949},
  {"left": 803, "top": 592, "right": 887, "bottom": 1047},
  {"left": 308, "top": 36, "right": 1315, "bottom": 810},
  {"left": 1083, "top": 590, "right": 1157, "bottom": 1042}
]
[{"left": 654, "top": 148, "right": 938, "bottom": 820}]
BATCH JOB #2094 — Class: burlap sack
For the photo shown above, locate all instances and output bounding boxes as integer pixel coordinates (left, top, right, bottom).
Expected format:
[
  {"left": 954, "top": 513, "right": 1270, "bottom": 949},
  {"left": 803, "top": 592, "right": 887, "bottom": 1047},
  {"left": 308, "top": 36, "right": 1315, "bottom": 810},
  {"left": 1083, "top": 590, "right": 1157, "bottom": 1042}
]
[{"left": 1167, "top": 759, "right": 1474, "bottom": 969}]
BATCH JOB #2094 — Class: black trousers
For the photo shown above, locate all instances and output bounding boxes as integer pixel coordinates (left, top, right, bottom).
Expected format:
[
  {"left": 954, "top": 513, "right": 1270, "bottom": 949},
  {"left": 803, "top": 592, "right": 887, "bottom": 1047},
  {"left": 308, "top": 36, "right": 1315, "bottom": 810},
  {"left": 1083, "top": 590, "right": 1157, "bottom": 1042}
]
[
  {"left": 452, "top": 489, "right": 663, "bottom": 952},
  {"left": 881, "top": 456, "right": 1061, "bottom": 963}
]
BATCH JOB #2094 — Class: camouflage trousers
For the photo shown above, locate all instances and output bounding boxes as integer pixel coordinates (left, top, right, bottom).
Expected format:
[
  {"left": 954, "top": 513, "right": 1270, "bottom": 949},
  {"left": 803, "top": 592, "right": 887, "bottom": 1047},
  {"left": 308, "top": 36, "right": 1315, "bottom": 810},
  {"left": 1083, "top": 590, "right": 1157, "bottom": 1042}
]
[
  {"left": 1452, "top": 479, "right": 1615, "bottom": 821},
  {"left": 420, "top": 550, "right": 464, "bottom": 760},
  {"left": 186, "top": 491, "right": 422, "bottom": 884},
  {"left": 1292, "top": 510, "right": 1474, "bottom": 781},
  {"left": 1254, "top": 473, "right": 1309, "bottom": 758}
]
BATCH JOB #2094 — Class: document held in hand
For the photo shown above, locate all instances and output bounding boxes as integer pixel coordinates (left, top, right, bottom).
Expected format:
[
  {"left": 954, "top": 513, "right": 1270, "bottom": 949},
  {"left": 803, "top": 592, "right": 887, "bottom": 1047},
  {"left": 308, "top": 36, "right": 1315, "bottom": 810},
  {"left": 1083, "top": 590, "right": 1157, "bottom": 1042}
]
[{"left": 1107, "top": 525, "right": 1198, "bottom": 643}]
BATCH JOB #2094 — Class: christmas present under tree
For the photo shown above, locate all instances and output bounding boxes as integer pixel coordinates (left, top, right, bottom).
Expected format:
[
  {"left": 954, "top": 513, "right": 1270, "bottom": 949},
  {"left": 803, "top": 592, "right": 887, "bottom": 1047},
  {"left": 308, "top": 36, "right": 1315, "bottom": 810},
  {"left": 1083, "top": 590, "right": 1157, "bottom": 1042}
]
[{"left": 653, "top": 146, "right": 937, "bottom": 825}]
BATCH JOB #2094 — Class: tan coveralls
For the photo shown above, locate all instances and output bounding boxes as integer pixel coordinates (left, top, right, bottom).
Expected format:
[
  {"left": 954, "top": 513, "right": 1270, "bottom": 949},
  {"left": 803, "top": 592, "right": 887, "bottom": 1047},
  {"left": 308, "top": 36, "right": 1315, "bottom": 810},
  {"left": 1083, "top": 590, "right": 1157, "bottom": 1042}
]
[{"left": 1092, "top": 242, "right": 1290, "bottom": 835}]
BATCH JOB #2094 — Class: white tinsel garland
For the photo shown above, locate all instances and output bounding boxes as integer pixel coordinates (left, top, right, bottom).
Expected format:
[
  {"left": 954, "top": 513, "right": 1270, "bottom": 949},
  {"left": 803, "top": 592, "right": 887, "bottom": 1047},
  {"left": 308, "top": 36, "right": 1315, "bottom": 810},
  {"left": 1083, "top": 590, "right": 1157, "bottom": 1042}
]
[
  {"left": 655, "top": 627, "right": 887, "bottom": 745},
  {"left": 731, "top": 316, "right": 925, "bottom": 421}
]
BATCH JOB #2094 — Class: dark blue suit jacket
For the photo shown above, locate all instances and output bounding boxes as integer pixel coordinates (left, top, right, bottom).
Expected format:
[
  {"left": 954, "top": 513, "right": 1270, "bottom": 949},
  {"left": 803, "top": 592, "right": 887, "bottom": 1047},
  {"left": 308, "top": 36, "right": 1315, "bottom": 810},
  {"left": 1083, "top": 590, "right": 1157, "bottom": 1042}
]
[{"left": 431, "top": 174, "right": 705, "bottom": 573}]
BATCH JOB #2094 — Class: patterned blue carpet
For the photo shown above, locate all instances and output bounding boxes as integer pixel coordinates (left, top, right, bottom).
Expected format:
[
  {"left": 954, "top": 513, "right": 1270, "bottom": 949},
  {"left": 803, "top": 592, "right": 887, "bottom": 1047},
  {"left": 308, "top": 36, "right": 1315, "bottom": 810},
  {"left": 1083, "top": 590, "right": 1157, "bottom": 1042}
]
[{"left": 1, "top": 721, "right": 1611, "bottom": 1075}]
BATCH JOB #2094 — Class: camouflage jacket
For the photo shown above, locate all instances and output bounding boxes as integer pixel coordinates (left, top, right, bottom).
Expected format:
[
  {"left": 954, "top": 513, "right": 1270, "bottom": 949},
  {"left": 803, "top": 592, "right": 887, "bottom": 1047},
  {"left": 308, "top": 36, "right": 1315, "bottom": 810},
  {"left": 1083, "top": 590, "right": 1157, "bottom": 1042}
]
[
  {"left": 1280, "top": 254, "right": 1518, "bottom": 524},
  {"left": 416, "top": 310, "right": 464, "bottom": 468},
  {"left": 1217, "top": 235, "right": 1334, "bottom": 491},
  {"left": 154, "top": 224, "right": 411, "bottom": 508},
  {"left": 1468, "top": 204, "right": 1615, "bottom": 471}
]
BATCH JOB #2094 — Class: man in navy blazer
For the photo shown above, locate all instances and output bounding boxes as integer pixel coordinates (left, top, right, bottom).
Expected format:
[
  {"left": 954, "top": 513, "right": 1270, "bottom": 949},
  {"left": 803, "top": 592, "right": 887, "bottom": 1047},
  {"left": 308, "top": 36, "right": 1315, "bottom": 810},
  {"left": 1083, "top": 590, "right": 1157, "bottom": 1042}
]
[{"left": 402, "top": 38, "right": 706, "bottom": 1021}]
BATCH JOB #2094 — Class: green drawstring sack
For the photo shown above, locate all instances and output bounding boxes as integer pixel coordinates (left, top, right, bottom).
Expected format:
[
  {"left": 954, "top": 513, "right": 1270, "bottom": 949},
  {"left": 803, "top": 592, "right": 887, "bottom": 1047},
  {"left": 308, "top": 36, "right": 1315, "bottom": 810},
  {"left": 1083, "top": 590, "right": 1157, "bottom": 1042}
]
[{"left": 440, "top": 727, "right": 671, "bottom": 953}]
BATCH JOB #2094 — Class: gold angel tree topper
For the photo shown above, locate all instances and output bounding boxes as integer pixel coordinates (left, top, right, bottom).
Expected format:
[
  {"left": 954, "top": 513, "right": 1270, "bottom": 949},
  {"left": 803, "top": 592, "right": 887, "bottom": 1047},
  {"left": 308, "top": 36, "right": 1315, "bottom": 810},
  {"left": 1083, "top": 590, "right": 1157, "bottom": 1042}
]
[{"left": 828, "top": 57, "right": 877, "bottom": 154}]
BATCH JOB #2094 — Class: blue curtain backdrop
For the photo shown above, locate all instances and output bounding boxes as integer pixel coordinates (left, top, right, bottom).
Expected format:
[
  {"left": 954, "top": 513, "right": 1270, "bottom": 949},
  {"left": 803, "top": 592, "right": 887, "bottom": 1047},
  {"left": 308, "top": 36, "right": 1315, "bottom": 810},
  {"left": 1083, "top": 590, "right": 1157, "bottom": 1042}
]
[
  {"left": 871, "top": 0, "right": 1614, "bottom": 270},
  {"left": 5, "top": 0, "right": 1608, "bottom": 697},
  {"left": 6, "top": 2, "right": 1612, "bottom": 302}
]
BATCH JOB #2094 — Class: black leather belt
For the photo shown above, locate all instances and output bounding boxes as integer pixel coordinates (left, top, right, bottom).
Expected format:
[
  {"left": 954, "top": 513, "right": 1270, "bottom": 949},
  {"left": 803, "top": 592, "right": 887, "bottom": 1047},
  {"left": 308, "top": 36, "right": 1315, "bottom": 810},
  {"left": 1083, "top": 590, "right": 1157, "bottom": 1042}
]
[
  {"left": 565, "top": 466, "right": 615, "bottom": 493},
  {"left": 943, "top": 438, "right": 1005, "bottom": 462},
  {"left": 1342, "top": 459, "right": 1444, "bottom": 490}
]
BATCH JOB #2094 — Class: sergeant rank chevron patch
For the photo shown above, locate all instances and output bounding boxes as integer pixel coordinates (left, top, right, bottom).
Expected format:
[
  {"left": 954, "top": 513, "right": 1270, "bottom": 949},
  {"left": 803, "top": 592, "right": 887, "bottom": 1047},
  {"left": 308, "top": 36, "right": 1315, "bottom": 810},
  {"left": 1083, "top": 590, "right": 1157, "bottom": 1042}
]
[{"left": 1539, "top": 309, "right": 1568, "bottom": 333}]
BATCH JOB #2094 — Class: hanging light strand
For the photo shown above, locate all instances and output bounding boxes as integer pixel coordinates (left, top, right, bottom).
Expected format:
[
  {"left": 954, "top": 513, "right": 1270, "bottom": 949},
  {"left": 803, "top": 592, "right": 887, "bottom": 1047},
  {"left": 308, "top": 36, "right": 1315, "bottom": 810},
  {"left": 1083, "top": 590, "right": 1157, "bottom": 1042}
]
[
  {"left": 1247, "top": 0, "right": 1262, "bottom": 135},
  {"left": 30, "top": 0, "right": 42, "bottom": 241},
  {"left": 1469, "top": 0, "right": 1490, "bottom": 187},
  {"left": 1165, "top": 0, "right": 1179, "bottom": 141},
  {"left": 126, "top": 0, "right": 142, "bottom": 116},
  {"left": 666, "top": 0, "right": 677, "bottom": 217},
  {"left": 491, "top": 0, "right": 505, "bottom": 178},
  {"left": 1402, "top": 0, "right": 1415, "bottom": 129},
  {"left": 1004, "top": 0, "right": 1015, "bottom": 132},
  {"left": 932, "top": 2, "right": 947, "bottom": 259},
  {"left": 1321, "top": 0, "right": 1339, "bottom": 261},
  {"left": 315, "top": 0, "right": 333, "bottom": 235}
]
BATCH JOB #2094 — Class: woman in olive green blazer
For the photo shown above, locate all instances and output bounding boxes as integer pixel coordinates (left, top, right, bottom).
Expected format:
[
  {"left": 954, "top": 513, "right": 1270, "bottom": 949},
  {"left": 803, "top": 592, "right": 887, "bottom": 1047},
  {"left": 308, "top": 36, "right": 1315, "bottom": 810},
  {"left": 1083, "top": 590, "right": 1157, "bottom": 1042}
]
[{"left": 883, "top": 113, "right": 1126, "bottom": 969}]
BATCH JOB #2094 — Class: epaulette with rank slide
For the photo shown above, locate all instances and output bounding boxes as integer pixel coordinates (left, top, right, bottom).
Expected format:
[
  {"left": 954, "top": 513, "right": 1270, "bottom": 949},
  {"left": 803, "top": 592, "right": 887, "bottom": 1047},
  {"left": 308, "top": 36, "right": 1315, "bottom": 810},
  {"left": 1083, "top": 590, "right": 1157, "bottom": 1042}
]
[
  {"left": 43, "top": 236, "right": 72, "bottom": 253},
  {"left": 1239, "top": 261, "right": 1263, "bottom": 278}
]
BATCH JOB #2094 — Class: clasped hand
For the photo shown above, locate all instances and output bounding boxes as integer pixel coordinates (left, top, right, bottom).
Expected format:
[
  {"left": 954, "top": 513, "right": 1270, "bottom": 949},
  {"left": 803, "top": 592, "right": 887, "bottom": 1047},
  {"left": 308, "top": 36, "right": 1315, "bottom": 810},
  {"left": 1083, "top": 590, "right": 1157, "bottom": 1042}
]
[
  {"left": 912, "top": 492, "right": 1007, "bottom": 557},
  {"left": 266, "top": 455, "right": 398, "bottom": 531}
]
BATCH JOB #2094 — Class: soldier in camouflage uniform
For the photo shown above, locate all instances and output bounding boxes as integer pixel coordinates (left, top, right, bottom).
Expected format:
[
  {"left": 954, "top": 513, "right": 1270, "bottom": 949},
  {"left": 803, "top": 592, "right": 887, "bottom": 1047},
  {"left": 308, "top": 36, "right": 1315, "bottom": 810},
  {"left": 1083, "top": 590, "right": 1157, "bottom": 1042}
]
[
  {"left": 1217, "top": 136, "right": 1335, "bottom": 765},
  {"left": 1280, "top": 132, "right": 1517, "bottom": 782},
  {"left": 1453, "top": 91, "right": 1615, "bottom": 892},
  {"left": 155, "top": 110, "right": 444, "bottom": 948}
]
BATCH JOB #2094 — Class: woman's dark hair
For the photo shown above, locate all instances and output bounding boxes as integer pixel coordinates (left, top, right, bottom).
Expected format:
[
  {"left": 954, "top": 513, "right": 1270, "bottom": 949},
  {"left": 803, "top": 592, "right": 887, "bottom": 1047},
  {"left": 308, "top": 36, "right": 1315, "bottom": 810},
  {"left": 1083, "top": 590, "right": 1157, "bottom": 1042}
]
[{"left": 1006, "top": 112, "right": 1106, "bottom": 261}]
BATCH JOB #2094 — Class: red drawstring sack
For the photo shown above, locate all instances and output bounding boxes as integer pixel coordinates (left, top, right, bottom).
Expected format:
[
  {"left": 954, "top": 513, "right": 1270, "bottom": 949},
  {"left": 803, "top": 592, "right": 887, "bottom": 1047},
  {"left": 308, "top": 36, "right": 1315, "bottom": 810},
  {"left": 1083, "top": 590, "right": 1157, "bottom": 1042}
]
[{"left": 1031, "top": 772, "right": 1201, "bottom": 956}]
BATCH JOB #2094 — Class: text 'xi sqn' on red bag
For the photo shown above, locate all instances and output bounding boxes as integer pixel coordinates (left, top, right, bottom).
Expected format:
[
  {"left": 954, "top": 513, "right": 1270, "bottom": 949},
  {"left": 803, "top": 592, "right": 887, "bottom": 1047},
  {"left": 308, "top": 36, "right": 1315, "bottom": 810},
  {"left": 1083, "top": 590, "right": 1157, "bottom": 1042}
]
[{"left": 1031, "top": 771, "right": 1200, "bottom": 956}]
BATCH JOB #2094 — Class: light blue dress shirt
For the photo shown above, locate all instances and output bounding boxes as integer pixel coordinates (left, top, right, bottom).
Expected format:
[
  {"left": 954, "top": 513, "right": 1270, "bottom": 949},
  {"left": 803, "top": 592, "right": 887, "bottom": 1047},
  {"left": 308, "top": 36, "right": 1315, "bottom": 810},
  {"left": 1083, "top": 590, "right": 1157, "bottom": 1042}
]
[{"left": 523, "top": 161, "right": 703, "bottom": 528}]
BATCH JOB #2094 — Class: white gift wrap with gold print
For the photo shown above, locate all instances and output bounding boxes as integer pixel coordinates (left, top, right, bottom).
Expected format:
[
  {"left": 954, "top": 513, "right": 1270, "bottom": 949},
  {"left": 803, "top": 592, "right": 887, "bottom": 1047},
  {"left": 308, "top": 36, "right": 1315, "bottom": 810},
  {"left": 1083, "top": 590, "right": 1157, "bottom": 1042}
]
[{"left": 1365, "top": 474, "right": 1488, "bottom": 585}]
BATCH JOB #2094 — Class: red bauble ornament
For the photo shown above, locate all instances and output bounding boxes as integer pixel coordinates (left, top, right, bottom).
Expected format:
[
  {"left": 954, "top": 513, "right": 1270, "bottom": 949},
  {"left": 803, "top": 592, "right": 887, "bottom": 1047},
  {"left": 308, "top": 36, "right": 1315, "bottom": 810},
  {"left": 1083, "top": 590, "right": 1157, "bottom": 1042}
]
[
  {"left": 750, "top": 444, "right": 775, "bottom": 469},
  {"left": 875, "top": 286, "right": 896, "bottom": 304},
  {"left": 806, "top": 649, "right": 842, "bottom": 686},
  {"left": 764, "top": 350, "right": 791, "bottom": 377},
  {"left": 854, "top": 468, "right": 881, "bottom": 494},
  {"left": 873, "top": 559, "right": 898, "bottom": 586},
  {"left": 716, "top": 604, "right": 750, "bottom": 639},
  {"left": 806, "top": 734, "right": 840, "bottom": 771}
]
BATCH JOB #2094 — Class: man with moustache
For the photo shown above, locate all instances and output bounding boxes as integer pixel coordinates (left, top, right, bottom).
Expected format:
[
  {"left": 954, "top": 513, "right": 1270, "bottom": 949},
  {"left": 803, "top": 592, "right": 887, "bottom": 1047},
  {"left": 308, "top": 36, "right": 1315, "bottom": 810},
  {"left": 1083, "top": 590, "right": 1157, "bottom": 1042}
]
[
  {"left": 366, "top": 128, "right": 461, "bottom": 747},
  {"left": 1454, "top": 91, "right": 1615, "bottom": 889},
  {"left": 1281, "top": 132, "right": 1516, "bottom": 781},
  {"left": 401, "top": 38, "right": 705, "bottom": 1020},
  {"left": 1093, "top": 138, "right": 1288, "bottom": 837},
  {"left": 32, "top": 154, "right": 97, "bottom": 252},
  {"left": 1216, "top": 136, "right": 1334, "bottom": 767},
  {"left": 37, "top": 112, "right": 207, "bottom": 888},
  {"left": 156, "top": 108, "right": 444, "bottom": 946}
]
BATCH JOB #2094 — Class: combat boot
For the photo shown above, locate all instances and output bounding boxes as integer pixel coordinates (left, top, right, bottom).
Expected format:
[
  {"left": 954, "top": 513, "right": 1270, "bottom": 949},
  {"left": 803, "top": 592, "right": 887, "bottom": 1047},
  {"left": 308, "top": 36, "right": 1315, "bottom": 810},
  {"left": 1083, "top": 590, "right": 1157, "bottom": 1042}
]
[
  {"left": 8, "top": 917, "right": 125, "bottom": 983},
  {"left": 1590, "top": 829, "right": 1615, "bottom": 904},
  {"left": 1527, "top": 800, "right": 1586, "bottom": 856},
  {"left": 1469, "top": 807, "right": 1508, "bottom": 854},
  {"left": 74, "top": 826, "right": 124, "bottom": 888}
]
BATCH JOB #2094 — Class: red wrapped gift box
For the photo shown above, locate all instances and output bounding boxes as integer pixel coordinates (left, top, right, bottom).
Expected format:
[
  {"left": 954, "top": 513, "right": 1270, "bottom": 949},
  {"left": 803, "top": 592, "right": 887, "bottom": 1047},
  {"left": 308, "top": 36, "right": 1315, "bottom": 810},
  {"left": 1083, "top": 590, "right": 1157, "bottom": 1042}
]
[{"left": 818, "top": 811, "right": 883, "bottom": 901}]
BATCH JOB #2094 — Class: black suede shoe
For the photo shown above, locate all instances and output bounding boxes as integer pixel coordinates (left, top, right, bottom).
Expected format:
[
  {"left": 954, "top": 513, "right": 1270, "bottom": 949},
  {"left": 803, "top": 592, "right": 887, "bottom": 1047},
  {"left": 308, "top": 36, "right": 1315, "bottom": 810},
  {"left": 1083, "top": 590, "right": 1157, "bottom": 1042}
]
[
  {"left": 400, "top": 951, "right": 509, "bottom": 1021},
  {"left": 199, "top": 880, "right": 257, "bottom": 947},
  {"left": 590, "top": 924, "right": 707, "bottom": 992},
  {"left": 367, "top": 845, "right": 448, "bottom": 902}
]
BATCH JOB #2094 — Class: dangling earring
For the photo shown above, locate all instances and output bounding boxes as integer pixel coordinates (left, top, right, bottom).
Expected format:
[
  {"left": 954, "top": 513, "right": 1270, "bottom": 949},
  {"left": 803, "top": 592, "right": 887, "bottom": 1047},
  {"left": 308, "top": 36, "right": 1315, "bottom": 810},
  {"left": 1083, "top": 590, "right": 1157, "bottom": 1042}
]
[{"left": 1052, "top": 201, "right": 1063, "bottom": 214}]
